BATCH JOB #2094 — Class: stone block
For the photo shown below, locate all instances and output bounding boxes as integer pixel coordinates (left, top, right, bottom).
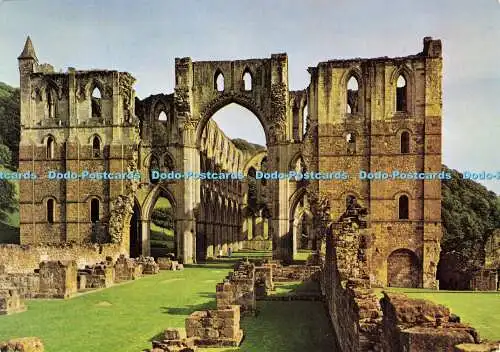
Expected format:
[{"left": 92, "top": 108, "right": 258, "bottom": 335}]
[
  {"left": 0, "top": 289, "right": 26, "bottom": 315},
  {"left": 114, "top": 255, "right": 142, "bottom": 281},
  {"left": 0, "top": 337, "right": 44, "bottom": 352},
  {"left": 158, "top": 257, "right": 173, "bottom": 270},
  {"left": 400, "top": 326, "right": 476, "bottom": 352},
  {"left": 37, "top": 260, "right": 77, "bottom": 299}
]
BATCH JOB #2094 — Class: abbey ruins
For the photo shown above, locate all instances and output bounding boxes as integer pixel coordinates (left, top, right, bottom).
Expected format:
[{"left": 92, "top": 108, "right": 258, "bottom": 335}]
[{"left": 11, "top": 36, "right": 444, "bottom": 289}]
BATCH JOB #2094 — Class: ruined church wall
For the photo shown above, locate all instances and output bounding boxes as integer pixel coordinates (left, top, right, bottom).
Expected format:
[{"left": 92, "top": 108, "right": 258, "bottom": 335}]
[{"left": 0, "top": 243, "right": 124, "bottom": 274}]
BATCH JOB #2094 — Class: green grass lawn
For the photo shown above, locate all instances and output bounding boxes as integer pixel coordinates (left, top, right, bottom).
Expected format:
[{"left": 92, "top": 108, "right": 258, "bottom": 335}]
[
  {"left": 0, "top": 262, "right": 338, "bottom": 352},
  {"left": 383, "top": 288, "right": 500, "bottom": 341}
]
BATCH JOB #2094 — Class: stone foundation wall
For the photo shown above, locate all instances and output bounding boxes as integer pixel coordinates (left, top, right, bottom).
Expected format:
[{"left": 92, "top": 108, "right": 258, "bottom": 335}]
[
  {"left": 216, "top": 262, "right": 255, "bottom": 315},
  {"left": 114, "top": 255, "right": 143, "bottom": 281},
  {"left": 78, "top": 264, "right": 114, "bottom": 289},
  {"left": 380, "top": 293, "right": 480, "bottom": 351},
  {"left": 0, "top": 243, "right": 124, "bottom": 274},
  {"left": 241, "top": 240, "right": 272, "bottom": 251},
  {"left": 185, "top": 305, "right": 243, "bottom": 347},
  {"left": 321, "top": 207, "right": 499, "bottom": 351},
  {"left": 0, "top": 289, "right": 26, "bottom": 315},
  {"left": 0, "top": 273, "right": 40, "bottom": 299},
  {"left": 37, "top": 260, "right": 78, "bottom": 299},
  {"left": 470, "top": 269, "right": 498, "bottom": 291},
  {"left": 271, "top": 264, "right": 320, "bottom": 282}
]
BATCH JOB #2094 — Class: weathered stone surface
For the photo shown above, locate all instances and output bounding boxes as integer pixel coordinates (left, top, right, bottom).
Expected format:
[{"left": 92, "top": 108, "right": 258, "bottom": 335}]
[
  {"left": 0, "top": 273, "right": 40, "bottom": 299},
  {"left": 0, "top": 337, "right": 44, "bottom": 352},
  {"left": 37, "top": 260, "right": 77, "bottom": 299},
  {"left": 78, "top": 263, "right": 114, "bottom": 289},
  {"left": 454, "top": 343, "right": 500, "bottom": 352},
  {"left": 0, "top": 289, "right": 26, "bottom": 315},
  {"left": 114, "top": 255, "right": 142, "bottom": 281},
  {"left": 157, "top": 257, "right": 173, "bottom": 270},
  {"left": 136, "top": 256, "right": 160, "bottom": 275},
  {"left": 185, "top": 305, "right": 243, "bottom": 347}
]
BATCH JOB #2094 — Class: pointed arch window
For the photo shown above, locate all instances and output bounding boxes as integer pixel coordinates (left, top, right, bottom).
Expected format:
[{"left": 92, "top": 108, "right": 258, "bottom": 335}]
[
  {"left": 46, "top": 136, "right": 55, "bottom": 159},
  {"left": 243, "top": 69, "right": 252, "bottom": 91},
  {"left": 398, "top": 195, "right": 409, "bottom": 220},
  {"left": 47, "top": 198, "right": 55, "bottom": 224},
  {"left": 91, "top": 87, "right": 102, "bottom": 117},
  {"left": 346, "top": 76, "right": 359, "bottom": 114},
  {"left": 400, "top": 131, "right": 410, "bottom": 154},
  {"left": 90, "top": 198, "right": 100, "bottom": 223},
  {"left": 214, "top": 71, "right": 224, "bottom": 92},
  {"left": 92, "top": 136, "right": 101, "bottom": 158},
  {"left": 158, "top": 110, "right": 168, "bottom": 121},
  {"left": 396, "top": 75, "right": 407, "bottom": 112}
]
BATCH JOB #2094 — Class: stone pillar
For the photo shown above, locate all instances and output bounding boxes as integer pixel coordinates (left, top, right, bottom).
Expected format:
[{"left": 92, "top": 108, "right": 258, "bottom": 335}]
[
  {"left": 292, "top": 219, "right": 298, "bottom": 257},
  {"left": 141, "top": 219, "right": 150, "bottom": 257},
  {"left": 206, "top": 222, "right": 213, "bottom": 258}
]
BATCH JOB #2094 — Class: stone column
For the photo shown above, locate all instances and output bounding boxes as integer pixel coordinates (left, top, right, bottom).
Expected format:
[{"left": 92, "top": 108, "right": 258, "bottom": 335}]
[
  {"left": 141, "top": 219, "right": 151, "bottom": 257},
  {"left": 206, "top": 222, "right": 214, "bottom": 258}
]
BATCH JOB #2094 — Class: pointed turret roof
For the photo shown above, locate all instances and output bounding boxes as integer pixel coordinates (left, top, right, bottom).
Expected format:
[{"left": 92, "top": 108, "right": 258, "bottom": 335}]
[{"left": 18, "top": 36, "right": 38, "bottom": 61}]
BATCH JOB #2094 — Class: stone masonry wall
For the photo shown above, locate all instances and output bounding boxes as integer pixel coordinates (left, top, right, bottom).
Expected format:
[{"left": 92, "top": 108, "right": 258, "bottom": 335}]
[{"left": 0, "top": 243, "right": 124, "bottom": 274}]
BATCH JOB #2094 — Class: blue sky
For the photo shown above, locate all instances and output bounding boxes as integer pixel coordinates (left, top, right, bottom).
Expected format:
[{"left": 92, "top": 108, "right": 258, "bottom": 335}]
[{"left": 0, "top": 0, "right": 499, "bottom": 193}]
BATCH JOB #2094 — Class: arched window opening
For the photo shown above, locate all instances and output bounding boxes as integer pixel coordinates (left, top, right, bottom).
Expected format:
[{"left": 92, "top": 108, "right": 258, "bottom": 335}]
[
  {"left": 396, "top": 75, "right": 407, "bottom": 112},
  {"left": 243, "top": 70, "right": 252, "bottom": 91},
  {"left": 92, "top": 136, "right": 101, "bottom": 158},
  {"left": 302, "top": 104, "right": 308, "bottom": 137},
  {"left": 347, "top": 76, "right": 359, "bottom": 114},
  {"left": 47, "top": 89, "right": 56, "bottom": 118},
  {"left": 400, "top": 131, "right": 410, "bottom": 154},
  {"left": 90, "top": 198, "right": 100, "bottom": 223},
  {"left": 47, "top": 199, "right": 55, "bottom": 224},
  {"left": 214, "top": 71, "right": 224, "bottom": 92},
  {"left": 158, "top": 111, "right": 168, "bottom": 122},
  {"left": 398, "top": 195, "right": 409, "bottom": 220},
  {"left": 346, "top": 133, "right": 356, "bottom": 154},
  {"left": 91, "top": 87, "right": 102, "bottom": 118},
  {"left": 46, "top": 136, "right": 54, "bottom": 159}
]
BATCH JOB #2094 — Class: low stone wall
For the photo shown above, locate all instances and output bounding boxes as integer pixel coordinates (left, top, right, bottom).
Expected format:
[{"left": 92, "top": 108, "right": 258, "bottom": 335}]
[
  {"left": 185, "top": 305, "right": 243, "bottom": 347},
  {"left": 381, "top": 292, "right": 480, "bottom": 351},
  {"left": 272, "top": 264, "right": 320, "bottom": 282},
  {"left": 0, "top": 273, "right": 40, "bottom": 299},
  {"left": 470, "top": 269, "right": 498, "bottom": 291},
  {"left": 78, "top": 263, "right": 114, "bottom": 289},
  {"left": 0, "top": 289, "right": 26, "bottom": 315},
  {"left": 37, "top": 260, "right": 78, "bottom": 299},
  {"left": 254, "top": 266, "right": 273, "bottom": 298},
  {"left": 241, "top": 239, "right": 272, "bottom": 251},
  {"left": 0, "top": 243, "right": 124, "bottom": 274},
  {"left": 216, "top": 262, "right": 256, "bottom": 315},
  {"left": 114, "top": 255, "right": 142, "bottom": 281},
  {"left": 136, "top": 256, "right": 160, "bottom": 275},
  {"left": 0, "top": 337, "right": 44, "bottom": 352},
  {"left": 321, "top": 206, "right": 500, "bottom": 352}
]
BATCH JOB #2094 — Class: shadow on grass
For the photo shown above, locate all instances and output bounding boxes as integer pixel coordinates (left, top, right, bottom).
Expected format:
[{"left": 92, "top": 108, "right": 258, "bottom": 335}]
[{"left": 198, "top": 292, "right": 216, "bottom": 299}]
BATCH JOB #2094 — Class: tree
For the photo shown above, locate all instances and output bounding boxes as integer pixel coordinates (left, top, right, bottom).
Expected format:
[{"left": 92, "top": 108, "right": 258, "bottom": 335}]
[
  {"left": 0, "top": 83, "right": 20, "bottom": 167},
  {"left": 151, "top": 207, "right": 174, "bottom": 230},
  {"left": 0, "top": 144, "right": 12, "bottom": 168},
  {"left": 438, "top": 165, "right": 500, "bottom": 288},
  {"left": 0, "top": 179, "right": 17, "bottom": 222}
]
